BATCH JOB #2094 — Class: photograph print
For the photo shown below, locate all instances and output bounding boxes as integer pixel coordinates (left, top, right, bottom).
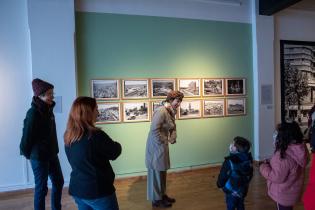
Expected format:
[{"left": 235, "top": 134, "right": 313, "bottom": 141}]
[
  {"left": 91, "top": 79, "right": 120, "bottom": 100},
  {"left": 151, "top": 78, "right": 176, "bottom": 98},
  {"left": 179, "top": 100, "right": 201, "bottom": 119},
  {"left": 226, "top": 98, "right": 246, "bottom": 116},
  {"left": 122, "top": 79, "right": 149, "bottom": 99},
  {"left": 226, "top": 78, "right": 246, "bottom": 95},
  {"left": 178, "top": 79, "right": 201, "bottom": 97},
  {"left": 123, "top": 101, "right": 150, "bottom": 122},
  {"left": 202, "top": 79, "right": 224, "bottom": 96},
  {"left": 203, "top": 99, "right": 225, "bottom": 117},
  {"left": 96, "top": 102, "right": 121, "bottom": 124},
  {"left": 280, "top": 40, "right": 315, "bottom": 129}
]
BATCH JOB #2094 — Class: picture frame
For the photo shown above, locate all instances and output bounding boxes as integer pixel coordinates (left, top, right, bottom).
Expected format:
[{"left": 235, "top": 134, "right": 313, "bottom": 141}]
[
  {"left": 202, "top": 78, "right": 224, "bottom": 97},
  {"left": 179, "top": 100, "right": 202, "bottom": 119},
  {"left": 122, "top": 79, "right": 149, "bottom": 99},
  {"left": 178, "top": 78, "right": 201, "bottom": 97},
  {"left": 96, "top": 102, "right": 121, "bottom": 124},
  {"left": 151, "top": 78, "right": 176, "bottom": 98},
  {"left": 151, "top": 100, "right": 177, "bottom": 119},
  {"left": 123, "top": 101, "right": 150, "bottom": 122},
  {"left": 203, "top": 99, "right": 225, "bottom": 117},
  {"left": 91, "top": 79, "right": 120, "bottom": 100},
  {"left": 225, "top": 78, "right": 246, "bottom": 96},
  {"left": 226, "top": 98, "right": 246, "bottom": 116},
  {"left": 280, "top": 40, "right": 315, "bottom": 126}
]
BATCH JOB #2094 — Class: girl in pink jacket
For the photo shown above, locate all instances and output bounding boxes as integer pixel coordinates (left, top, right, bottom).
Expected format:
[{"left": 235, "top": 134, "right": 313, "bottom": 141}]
[{"left": 260, "top": 121, "right": 308, "bottom": 210}]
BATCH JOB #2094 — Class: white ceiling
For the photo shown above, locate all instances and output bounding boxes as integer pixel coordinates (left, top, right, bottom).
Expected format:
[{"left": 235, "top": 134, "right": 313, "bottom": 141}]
[{"left": 290, "top": 0, "right": 315, "bottom": 12}]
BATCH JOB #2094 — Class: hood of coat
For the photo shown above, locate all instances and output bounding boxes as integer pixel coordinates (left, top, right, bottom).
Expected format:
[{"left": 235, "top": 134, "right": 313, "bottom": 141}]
[
  {"left": 285, "top": 143, "right": 307, "bottom": 167},
  {"left": 227, "top": 152, "right": 253, "bottom": 176}
]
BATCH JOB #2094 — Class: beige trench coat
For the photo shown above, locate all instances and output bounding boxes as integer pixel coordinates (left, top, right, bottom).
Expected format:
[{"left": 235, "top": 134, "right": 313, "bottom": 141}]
[{"left": 145, "top": 106, "right": 176, "bottom": 171}]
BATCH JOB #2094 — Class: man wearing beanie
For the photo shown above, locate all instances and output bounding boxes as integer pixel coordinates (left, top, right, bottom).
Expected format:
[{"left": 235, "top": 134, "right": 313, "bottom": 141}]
[{"left": 20, "top": 78, "right": 64, "bottom": 210}]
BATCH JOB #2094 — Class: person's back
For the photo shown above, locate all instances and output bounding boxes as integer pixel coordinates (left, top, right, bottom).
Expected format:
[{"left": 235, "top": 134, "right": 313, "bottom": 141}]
[{"left": 217, "top": 136, "right": 253, "bottom": 210}]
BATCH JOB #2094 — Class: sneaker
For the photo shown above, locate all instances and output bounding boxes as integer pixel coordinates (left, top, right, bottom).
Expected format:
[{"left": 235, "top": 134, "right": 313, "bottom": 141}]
[
  {"left": 152, "top": 200, "right": 172, "bottom": 208},
  {"left": 163, "top": 195, "right": 176, "bottom": 203}
]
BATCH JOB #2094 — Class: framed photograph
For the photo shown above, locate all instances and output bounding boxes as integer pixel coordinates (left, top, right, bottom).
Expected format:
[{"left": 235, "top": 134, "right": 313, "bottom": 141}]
[
  {"left": 122, "top": 79, "right": 149, "bottom": 99},
  {"left": 280, "top": 40, "right": 315, "bottom": 128},
  {"left": 178, "top": 79, "right": 201, "bottom": 97},
  {"left": 179, "top": 100, "right": 201, "bottom": 119},
  {"left": 151, "top": 78, "right": 176, "bottom": 98},
  {"left": 123, "top": 101, "right": 150, "bottom": 122},
  {"left": 203, "top": 99, "right": 225, "bottom": 117},
  {"left": 226, "top": 98, "right": 246, "bottom": 116},
  {"left": 202, "top": 79, "right": 224, "bottom": 96},
  {"left": 96, "top": 102, "right": 121, "bottom": 124},
  {"left": 151, "top": 101, "right": 177, "bottom": 119},
  {"left": 91, "top": 79, "right": 120, "bottom": 100},
  {"left": 225, "top": 78, "right": 246, "bottom": 96}
]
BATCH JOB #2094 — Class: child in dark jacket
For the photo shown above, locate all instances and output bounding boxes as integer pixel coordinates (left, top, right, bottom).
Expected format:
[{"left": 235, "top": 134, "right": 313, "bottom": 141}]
[{"left": 217, "top": 136, "right": 253, "bottom": 210}]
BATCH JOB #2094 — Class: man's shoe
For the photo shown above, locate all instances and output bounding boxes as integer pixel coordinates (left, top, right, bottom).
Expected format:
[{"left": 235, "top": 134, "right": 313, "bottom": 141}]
[
  {"left": 163, "top": 195, "right": 176, "bottom": 203},
  {"left": 152, "top": 200, "right": 172, "bottom": 208}
]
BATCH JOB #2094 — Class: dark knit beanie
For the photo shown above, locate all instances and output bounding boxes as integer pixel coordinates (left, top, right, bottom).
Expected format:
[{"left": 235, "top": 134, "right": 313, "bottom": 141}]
[{"left": 32, "top": 78, "right": 54, "bottom": 97}]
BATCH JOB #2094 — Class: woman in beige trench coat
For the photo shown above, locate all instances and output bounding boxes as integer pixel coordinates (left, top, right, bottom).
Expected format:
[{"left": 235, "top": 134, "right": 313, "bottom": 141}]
[{"left": 145, "top": 90, "right": 184, "bottom": 208}]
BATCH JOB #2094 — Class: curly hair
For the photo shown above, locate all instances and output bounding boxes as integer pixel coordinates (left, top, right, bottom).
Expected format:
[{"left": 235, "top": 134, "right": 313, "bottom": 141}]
[
  {"left": 165, "top": 90, "right": 184, "bottom": 102},
  {"left": 275, "top": 121, "right": 303, "bottom": 159}
]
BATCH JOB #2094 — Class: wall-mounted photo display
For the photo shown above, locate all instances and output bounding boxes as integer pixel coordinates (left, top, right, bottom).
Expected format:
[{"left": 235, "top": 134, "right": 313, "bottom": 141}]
[
  {"left": 151, "top": 78, "right": 176, "bottom": 98},
  {"left": 122, "top": 79, "right": 149, "bottom": 99},
  {"left": 91, "top": 79, "right": 120, "bottom": 100},
  {"left": 123, "top": 101, "right": 150, "bottom": 122},
  {"left": 203, "top": 99, "right": 225, "bottom": 118},
  {"left": 179, "top": 100, "right": 201, "bottom": 119},
  {"left": 96, "top": 102, "right": 121, "bottom": 124},
  {"left": 226, "top": 98, "right": 246, "bottom": 116},
  {"left": 178, "top": 78, "right": 201, "bottom": 97},
  {"left": 202, "top": 78, "right": 224, "bottom": 97},
  {"left": 225, "top": 78, "right": 246, "bottom": 96}
]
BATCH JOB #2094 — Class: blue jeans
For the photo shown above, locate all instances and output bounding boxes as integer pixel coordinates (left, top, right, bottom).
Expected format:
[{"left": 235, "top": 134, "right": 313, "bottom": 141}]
[
  {"left": 30, "top": 157, "right": 64, "bottom": 210},
  {"left": 73, "top": 193, "right": 119, "bottom": 210},
  {"left": 225, "top": 194, "right": 245, "bottom": 210}
]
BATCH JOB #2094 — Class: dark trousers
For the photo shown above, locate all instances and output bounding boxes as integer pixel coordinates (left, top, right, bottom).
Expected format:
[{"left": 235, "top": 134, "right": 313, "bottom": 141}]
[
  {"left": 276, "top": 203, "right": 293, "bottom": 210},
  {"left": 225, "top": 194, "right": 245, "bottom": 210},
  {"left": 73, "top": 193, "right": 119, "bottom": 210},
  {"left": 30, "top": 156, "right": 64, "bottom": 210}
]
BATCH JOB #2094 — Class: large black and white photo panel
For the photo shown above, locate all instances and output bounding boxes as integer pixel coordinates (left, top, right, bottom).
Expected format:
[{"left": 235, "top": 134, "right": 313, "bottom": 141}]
[
  {"left": 179, "top": 100, "right": 201, "bottom": 119},
  {"left": 91, "top": 79, "right": 120, "bottom": 100},
  {"left": 203, "top": 99, "right": 225, "bottom": 117},
  {"left": 122, "top": 79, "right": 149, "bottom": 99},
  {"left": 225, "top": 78, "right": 246, "bottom": 96}
]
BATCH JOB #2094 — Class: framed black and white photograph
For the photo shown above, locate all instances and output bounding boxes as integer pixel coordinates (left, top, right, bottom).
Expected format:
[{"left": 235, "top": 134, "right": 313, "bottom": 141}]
[
  {"left": 122, "top": 79, "right": 149, "bottom": 99},
  {"left": 123, "top": 101, "right": 150, "bottom": 122},
  {"left": 178, "top": 79, "right": 201, "bottom": 97},
  {"left": 151, "top": 101, "right": 164, "bottom": 114},
  {"left": 91, "top": 79, "right": 120, "bottom": 100},
  {"left": 96, "top": 102, "right": 121, "bottom": 124},
  {"left": 225, "top": 78, "right": 246, "bottom": 96},
  {"left": 202, "top": 79, "right": 224, "bottom": 96},
  {"left": 203, "top": 99, "right": 225, "bottom": 117},
  {"left": 280, "top": 40, "right": 315, "bottom": 128},
  {"left": 179, "top": 100, "right": 201, "bottom": 119},
  {"left": 226, "top": 98, "right": 246, "bottom": 116},
  {"left": 151, "top": 78, "right": 176, "bottom": 98}
]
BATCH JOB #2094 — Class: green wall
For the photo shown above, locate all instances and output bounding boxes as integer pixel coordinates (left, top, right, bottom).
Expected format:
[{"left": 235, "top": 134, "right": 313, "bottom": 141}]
[{"left": 76, "top": 12, "right": 253, "bottom": 175}]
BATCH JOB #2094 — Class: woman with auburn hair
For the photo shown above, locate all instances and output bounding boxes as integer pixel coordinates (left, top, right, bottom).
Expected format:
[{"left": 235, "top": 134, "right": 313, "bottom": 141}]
[
  {"left": 64, "top": 96, "right": 122, "bottom": 210},
  {"left": 145, "top": 90, "right": 184, "bottom": 208}
]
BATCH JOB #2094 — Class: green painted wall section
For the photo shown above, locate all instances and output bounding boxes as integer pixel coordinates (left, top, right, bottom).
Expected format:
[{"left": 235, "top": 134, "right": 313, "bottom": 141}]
[{"left": 76, "top": 12, "right": 253, "bottom": 175}]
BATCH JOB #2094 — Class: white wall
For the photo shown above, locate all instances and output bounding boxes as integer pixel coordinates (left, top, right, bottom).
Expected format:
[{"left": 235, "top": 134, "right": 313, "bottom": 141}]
[
  {"left": 76, "top": 0, "right": 252, "bottom": 23},
  {"left": 0, "top": 0, "right": 32, "bottom": 191},
  {"left": 0, "top": 0, "right": 76, "bottom": 192},
  {"left": 274, "top": 9, "right": 315, "bottom": 123}
]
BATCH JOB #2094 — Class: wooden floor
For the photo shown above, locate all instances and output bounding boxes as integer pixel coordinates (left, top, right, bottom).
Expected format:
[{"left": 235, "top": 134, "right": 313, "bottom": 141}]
[{"left": 0, "top": 166, "right": 307, "bottom": 210}]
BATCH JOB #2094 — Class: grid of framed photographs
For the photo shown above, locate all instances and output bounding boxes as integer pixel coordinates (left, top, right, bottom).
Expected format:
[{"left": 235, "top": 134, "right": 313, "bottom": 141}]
[{"left": 91, "top": 78, "right": 247, "bottom": 123}]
